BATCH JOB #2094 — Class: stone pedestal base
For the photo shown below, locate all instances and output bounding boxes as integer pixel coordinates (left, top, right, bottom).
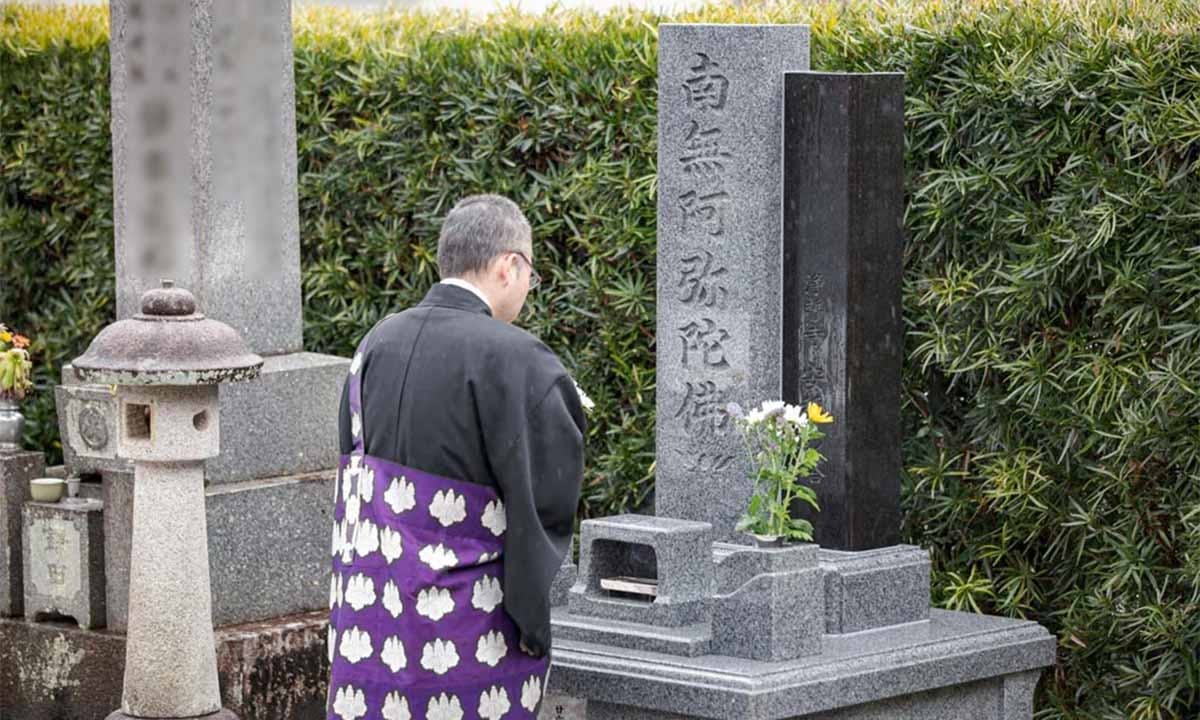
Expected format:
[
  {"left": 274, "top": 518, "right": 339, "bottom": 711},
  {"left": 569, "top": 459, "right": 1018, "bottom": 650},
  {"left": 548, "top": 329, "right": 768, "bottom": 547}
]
[
  {"left": 0, "top": 611, "right": 329, "bottom": 720},
  {"left": 101, "top": 469, "right": 336, "bottom": 632}
]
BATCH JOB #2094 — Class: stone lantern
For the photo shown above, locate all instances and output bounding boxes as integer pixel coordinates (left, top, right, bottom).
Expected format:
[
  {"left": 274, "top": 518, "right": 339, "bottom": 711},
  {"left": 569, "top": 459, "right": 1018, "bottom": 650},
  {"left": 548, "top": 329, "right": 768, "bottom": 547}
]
[{"left": 72, "top": 281, "right": 261, "bottom": 720}]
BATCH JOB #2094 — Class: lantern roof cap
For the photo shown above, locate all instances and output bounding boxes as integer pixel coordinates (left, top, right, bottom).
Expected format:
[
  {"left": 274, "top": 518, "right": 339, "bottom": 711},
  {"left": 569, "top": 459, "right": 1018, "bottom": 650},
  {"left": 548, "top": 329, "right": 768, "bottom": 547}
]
[{"left": 72, "top": 281, "right": 263, "bottom": 386}]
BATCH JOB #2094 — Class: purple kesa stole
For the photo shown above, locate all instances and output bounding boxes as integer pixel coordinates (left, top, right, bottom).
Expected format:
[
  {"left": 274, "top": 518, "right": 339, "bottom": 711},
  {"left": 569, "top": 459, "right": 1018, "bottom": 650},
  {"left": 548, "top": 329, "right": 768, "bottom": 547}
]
[{"left": 327, "top": 344, "right": 550, "bottom": 720}]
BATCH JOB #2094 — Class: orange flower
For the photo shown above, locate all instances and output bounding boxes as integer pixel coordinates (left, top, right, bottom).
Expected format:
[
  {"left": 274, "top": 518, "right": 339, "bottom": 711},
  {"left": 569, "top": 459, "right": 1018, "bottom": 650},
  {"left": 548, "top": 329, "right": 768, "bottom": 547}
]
[
  {"left": 12, "top": 335, "right": 29, "bottom": 349},
  {"left": 806, "top": 401, "right": 833, "bottom": 424}
]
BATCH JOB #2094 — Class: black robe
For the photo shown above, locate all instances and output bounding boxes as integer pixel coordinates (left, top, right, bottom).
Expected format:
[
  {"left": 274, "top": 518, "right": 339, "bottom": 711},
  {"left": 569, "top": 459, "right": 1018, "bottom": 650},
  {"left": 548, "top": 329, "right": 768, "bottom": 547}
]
[{"left": 337, "top": 282, "right": 585, "bottom": 656}]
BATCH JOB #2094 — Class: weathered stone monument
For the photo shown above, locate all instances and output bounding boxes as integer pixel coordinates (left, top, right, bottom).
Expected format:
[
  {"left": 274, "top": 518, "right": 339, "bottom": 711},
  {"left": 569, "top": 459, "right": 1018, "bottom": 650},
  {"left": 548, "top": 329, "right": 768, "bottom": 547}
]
[
  {"left": 1, "top": 1, "right": 340, "bottom": 717},
  {"left": 545, "top": 24, "right": 1055, "bottom": 720}
]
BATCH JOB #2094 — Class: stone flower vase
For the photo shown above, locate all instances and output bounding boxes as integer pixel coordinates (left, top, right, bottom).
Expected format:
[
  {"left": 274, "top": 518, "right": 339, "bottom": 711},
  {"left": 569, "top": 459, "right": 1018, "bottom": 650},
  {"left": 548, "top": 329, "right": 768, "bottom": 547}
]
[{"left": 0, "top": 396, "right": 24, "bottom": 452}]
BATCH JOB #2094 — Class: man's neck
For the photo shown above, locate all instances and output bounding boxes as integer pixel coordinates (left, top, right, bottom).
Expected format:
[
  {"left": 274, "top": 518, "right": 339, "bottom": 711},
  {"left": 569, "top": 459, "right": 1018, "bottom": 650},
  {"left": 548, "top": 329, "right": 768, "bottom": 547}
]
[{"left": 439, "top": 277, "right": 493, "bottom": 313}]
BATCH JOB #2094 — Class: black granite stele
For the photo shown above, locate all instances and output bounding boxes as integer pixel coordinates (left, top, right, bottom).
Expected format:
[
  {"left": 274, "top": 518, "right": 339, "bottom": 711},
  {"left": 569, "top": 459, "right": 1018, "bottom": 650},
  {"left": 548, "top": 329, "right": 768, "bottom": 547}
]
[{"left": 782, "top": 72, "right": 906, "bottom": 551}]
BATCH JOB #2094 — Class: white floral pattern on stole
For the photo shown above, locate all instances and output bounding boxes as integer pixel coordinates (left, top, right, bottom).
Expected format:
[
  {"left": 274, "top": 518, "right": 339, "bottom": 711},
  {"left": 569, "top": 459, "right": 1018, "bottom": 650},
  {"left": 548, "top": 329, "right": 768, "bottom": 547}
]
[
  {"left": 428, "top": 489, "right": 467, "bottom": 527},
  {"left": 358, "top": 465, "right": 375, "bottom": 502},
  {"left": 385, "top": 476, "right": 416, "bottom": 514},
  {"left": 328, "top": 625, "right": 337, "bottom": 664},
  {"left": 351, "top": 411, "right": 362, "bottom": 439},
  {"left": 382, "top": 580, "right": 404, "bottom": 617},
  {"left": 481, "top": 499, "right": 506, "bottom": 537},
  {"left": 380, "top": 526, "right": 404, "bottom": 563},
  {"left": 427, "top": 693, "right": 463, "bottom": 720},
  {"left": 471, "top": 575, "right": 503, "bottom": 613},
  {"left": 416, "top": 587, "right": 455, "bottom": 621},
  {"left": 381, "top": 636, "right": 407, "bottom": 672},
  {"left": 339, "top": 626, "right": 373, "bottom": 664},
  {"left": 420, "top": 639, "right": 460, "bottom": 675},
  {"left": 333, "top": 686, "right": 367, "bottom": 720},
  {"left": 344, "top": 574, "right": 376, "bottom": 611},
  {"left": 475, "top": 630, "right": 508, "bottom": 667},
  {"left": 521, "top": 675, "right": 543, "bottom": 712},
  {"left": 419, "top": 544, "right": 459, "bottom": 571},
  {"left": 350, "top": 352, "right": 363, "bottom": 375},
  {"left": 478, "top": 686, "right": 511, "bottom": 720},
  {"left": 352, "top": 519, "right": 379, "bottom": 558},
  {"left": 382, "top": 692, "right": 410, "bottom": 720}
]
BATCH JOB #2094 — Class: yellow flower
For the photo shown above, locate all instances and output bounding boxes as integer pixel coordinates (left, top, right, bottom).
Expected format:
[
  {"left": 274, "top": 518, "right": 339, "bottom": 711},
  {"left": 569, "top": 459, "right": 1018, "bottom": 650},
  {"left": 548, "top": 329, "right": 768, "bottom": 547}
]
[
  {"left": 0, "top": 331, "right": 11, "bottom": 343},
  {"left": 806, "top": 402, "right": 833, "bottom": 424}
]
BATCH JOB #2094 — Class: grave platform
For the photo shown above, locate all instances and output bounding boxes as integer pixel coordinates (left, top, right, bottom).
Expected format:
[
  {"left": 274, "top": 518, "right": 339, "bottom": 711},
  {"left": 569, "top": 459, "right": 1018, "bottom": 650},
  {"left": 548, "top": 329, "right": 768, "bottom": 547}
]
[
  {"left": 547, "top": 515, "right": 1055, "bottom": 719},
  {"left": 550, "top": 608, "right": 1051, "bottom": 720}
]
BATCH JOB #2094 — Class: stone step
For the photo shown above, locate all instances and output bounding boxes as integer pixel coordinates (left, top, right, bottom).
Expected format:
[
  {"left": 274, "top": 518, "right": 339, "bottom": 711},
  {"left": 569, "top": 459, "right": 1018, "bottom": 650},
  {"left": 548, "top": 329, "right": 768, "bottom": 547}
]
[{"left": 551, "top": 606, "right": 713, "bottom": 657}]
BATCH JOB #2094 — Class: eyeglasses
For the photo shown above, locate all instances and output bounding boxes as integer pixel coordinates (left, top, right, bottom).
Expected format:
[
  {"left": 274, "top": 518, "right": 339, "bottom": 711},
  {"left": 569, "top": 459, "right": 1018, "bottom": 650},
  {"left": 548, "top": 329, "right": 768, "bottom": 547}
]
[{"left": 511, "top": 251, "right": 542, "bottom": 289}]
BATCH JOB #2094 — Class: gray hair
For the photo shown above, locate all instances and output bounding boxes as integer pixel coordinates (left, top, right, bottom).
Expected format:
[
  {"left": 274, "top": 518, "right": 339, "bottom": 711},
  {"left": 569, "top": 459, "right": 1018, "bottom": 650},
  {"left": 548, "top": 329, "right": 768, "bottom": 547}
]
[{"left": 437, "top": 194, "right": 532, "bottom": 278}]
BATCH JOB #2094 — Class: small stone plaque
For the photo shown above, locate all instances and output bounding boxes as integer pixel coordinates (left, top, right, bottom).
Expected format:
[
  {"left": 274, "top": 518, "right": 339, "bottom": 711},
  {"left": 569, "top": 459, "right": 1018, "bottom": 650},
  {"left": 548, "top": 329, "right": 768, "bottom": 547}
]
[{"left": 28, "top": 516, "right": 83, "bottom": 598}]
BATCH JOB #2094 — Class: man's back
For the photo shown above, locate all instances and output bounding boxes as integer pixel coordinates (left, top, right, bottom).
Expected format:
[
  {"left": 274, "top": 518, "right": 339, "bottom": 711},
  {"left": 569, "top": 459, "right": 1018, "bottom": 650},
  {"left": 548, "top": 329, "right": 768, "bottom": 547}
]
[{"left": 336, "top": 282, "right": 586, "bottom": 655}]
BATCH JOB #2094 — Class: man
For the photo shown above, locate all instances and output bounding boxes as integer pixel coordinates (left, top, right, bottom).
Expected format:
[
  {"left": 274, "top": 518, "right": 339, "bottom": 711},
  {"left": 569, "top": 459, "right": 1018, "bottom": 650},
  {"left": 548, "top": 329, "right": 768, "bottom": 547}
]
[{"left": 327, "top": 195, "right": 586, "bottom": 720}]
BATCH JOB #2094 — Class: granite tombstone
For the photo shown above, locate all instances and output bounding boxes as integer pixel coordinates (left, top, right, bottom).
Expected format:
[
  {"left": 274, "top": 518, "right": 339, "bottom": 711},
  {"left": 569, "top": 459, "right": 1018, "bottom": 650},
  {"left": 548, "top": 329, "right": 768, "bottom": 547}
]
[{"left": 655, "top": 23, "right": 810, "bottom": 542}]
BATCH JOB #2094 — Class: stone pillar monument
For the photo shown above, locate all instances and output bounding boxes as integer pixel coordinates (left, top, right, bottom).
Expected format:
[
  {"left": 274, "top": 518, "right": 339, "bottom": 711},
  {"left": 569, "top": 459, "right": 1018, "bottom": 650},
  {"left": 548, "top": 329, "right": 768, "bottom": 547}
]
[
  {"left": 55, "top": 0, "right": 348, "bottom": 630},
  {"left": 72, "top": 282, "right": 261, "bottom": 720}
]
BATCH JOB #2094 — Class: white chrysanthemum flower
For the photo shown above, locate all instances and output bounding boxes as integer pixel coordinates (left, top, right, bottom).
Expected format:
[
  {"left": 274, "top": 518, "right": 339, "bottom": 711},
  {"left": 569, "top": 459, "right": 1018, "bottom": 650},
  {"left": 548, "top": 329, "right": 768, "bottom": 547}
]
[
  {"left": 344, "top": 574, "right": 376, "bottom": 611},
  {"left": 478, "top": 686, "right": 511, "bottom": 720},
  {"left": 350, "top": 352, "right": 363, "bottom": 375},
  {"left": 520, "top": 675, "right": 543, "bottom": 712},
  {"left": 420, "top": 639, "right": 460, "bottom": 675},
  {"left": 345, "top": 493, "right": 362, "bottom": 526},
  {"left": 475, "top": 630, "right": 508, "bottom": 667},
  {"left": 339, "top": 626, "right": 373, "bottom": 664},
  {"left": 416, "top": 586, "right": 455, "bottom": 621},
  {"left": 333, "top": 686, "right": 367, "bottom": 720},
  {"left": 358, "top": 465, "right": 375, "bottom": 503},
  {"left": 760, "top": 400, "right": 786, "bottom": 414},
  {"left": 481, "top": 500, "right": 506, "bottom": 537},
  {"left": 428, "top": 489, "right": 467, "bottom": 527},
  {"left": 426, "top": 693, "right": 463, "bottom": 720},
  {"left": 381, "top": 636, "right": 407, "bottom": 673},
  {"left": 353, "top": 519, "right": 380, "bottom": 558},
  {"left": 351, "top": 411, "right": 362, "bottom": 439},
  {"left": 419, "top": 544, "right": 459, "bottom": 571},
  {"left": 784, "top": 403, "right": 809, "bottom": 426},
  {"left": 471, "top": 575, "right": 503, "bottom": 613},
  {"left": 573, "top": 380, "right": 595, "bottom": 412},
  {"left": 382, "top": 692, "right": 410, "bottom": 720},
  {"left": 328, "top": 625, "right": 336, "bottom": 664},
  {"left": 382, "top": 580, "right": 404, "bottom": 618},
  {"left": 385, "top": 476, "right": 416, "bottom": 515},
  {"left": 380, "top": 526, "right": 404, "bottom": 563}
]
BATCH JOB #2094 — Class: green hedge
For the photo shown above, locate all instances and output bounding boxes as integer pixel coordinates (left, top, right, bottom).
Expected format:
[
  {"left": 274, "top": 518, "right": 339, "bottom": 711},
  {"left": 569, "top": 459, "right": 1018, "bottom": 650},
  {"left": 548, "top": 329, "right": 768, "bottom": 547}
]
[{"left": 4, "top": 2, "right": 1200, "bottom": 717}]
